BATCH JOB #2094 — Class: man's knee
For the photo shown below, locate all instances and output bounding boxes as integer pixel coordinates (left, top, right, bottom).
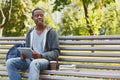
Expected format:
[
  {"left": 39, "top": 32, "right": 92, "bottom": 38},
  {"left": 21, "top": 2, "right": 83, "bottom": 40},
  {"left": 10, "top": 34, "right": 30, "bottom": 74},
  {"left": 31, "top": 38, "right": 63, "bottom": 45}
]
[
  {"left": 30, "top": 60, "right": 39, "bottom": 67},
  {"left": 29, "top": 59, "right": 49, "bottom": 69},
  {"left": 6, "top": 59, "right": 13, "bottom": 68}
]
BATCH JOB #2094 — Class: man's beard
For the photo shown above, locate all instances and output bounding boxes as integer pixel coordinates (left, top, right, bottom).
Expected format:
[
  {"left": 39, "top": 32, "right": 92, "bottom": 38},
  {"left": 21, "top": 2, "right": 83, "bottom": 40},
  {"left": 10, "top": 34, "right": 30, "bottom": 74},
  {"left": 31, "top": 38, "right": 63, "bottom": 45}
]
[{"left": 36, "top": 21, "right": 44, "bottom": 27}]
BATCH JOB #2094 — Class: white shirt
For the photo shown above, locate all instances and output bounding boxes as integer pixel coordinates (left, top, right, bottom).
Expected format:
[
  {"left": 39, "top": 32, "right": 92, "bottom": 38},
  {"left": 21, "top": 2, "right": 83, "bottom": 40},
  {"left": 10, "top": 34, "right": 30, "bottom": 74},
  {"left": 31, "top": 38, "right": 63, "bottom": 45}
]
[{"left": 30, "top": 28, "right": 47, "bottom": 54}]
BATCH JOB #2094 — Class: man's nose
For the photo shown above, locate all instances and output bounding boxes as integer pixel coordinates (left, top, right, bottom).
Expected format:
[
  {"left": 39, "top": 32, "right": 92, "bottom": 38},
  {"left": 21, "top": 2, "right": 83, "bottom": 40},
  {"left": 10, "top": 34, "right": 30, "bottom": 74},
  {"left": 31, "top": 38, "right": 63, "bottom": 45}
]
[{"left": 38, "top": 15, "right": 41, "bottom": 18}]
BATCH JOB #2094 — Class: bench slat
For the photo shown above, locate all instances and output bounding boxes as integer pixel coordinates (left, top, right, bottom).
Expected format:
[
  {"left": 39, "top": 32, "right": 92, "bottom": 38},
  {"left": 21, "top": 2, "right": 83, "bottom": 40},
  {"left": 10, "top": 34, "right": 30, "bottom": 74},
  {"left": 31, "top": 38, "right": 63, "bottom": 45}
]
[
  {"left": 0, "top": 41, "right": 25, "bottom": 44},
  {"left": 0, "top": 71, "right": 8, "bottom": 76},
  {"left": 1, "top": 36, "right": 120, "bottom": 40},
  {"left": 59, "top": 35, "right": 120, "bottom": 40},
  {"left": 60, "top": 47, "right": 120, "bottom": 51},
  {"left": 1, "top": 52, "right": 120, "bottom": 57},
  {"left": 2, "top": 69, "right": 120, "bottom": 79},
  {"left": 60, "top": 52, "right": 120, "bottom": 57},
  {"left": 0, "top": 71, "right": 101, "bottom": 80},
  {"left": 60, "top": 40, "right": 120, "bottom": 45},
  {"left": 1, "top": 62, "right": 120, "bottom": 70},
  {"left": 0, "top": 60, "right": 6, "bottom": 64},
  {"left": 0, "top": 78, "right": 9, "bottom": 80},
  {"left": 0, "top": 37, "right": 25, "bottom": 40},
  {"left": 41, "top": 70, "right": 120, "bottom": 78},
  {"left": 76, "top": 64, "right": 120, "bottom": 70},
  {"left": 40, "top": 75, "right": 100, "bottom": 80},
  {"left": 0, "top": 51, "right": 8, "bottom": 54},
  {"left": 59, "top": 57, "right": 120, "bottom": 63},
  {"left": 1, "top": 51, "right": 120, "bottom": 57},
  {"left": 0, "top": 46, "right": 12, "bottom": 49}
]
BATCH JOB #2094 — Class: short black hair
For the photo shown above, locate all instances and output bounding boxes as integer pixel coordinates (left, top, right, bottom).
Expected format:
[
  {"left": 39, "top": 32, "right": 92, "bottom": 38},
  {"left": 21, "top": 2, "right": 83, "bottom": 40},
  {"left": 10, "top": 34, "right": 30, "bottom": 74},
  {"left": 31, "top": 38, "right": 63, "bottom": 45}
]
[{"left": 32, "top": 8, "right": 45, "bottom": 16}]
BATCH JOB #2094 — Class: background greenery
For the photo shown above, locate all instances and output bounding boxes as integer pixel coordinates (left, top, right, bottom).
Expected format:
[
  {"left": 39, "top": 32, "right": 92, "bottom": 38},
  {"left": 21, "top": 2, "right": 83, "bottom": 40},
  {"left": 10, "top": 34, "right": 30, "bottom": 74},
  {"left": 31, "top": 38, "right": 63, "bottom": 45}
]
[{"left": 0, "top": 0, "right": 120, "bottom": 36}]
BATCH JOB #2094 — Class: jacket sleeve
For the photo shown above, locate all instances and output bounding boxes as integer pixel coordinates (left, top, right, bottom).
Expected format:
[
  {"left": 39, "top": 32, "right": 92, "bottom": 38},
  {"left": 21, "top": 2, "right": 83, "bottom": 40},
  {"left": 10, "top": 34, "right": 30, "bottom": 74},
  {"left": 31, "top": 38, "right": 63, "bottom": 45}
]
[{"left": 41, "top": 29, "right": 60, "bottom": 61}]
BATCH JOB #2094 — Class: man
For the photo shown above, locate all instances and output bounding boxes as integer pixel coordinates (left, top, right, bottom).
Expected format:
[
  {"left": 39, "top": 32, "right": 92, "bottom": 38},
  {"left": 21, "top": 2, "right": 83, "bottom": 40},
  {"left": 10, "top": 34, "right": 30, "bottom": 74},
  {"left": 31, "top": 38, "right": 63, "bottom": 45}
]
[{"left": 6, "top": 8, "right": 60, "bottom": 80}]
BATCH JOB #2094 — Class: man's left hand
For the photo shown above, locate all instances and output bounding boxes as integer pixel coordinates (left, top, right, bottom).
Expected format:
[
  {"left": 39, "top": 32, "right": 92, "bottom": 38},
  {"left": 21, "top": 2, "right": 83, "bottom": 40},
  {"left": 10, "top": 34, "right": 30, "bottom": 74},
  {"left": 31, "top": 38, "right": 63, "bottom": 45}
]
[{"left": 32, "top": 50, "right": 42, "bottom": 59}]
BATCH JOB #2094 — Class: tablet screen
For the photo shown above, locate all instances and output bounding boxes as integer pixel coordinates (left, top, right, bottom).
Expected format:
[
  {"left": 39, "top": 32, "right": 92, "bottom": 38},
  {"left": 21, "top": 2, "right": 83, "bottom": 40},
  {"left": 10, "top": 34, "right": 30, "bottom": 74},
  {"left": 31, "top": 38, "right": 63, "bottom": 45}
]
[{"left": 18, "top": 47, "right": 32, "bottom": 58}]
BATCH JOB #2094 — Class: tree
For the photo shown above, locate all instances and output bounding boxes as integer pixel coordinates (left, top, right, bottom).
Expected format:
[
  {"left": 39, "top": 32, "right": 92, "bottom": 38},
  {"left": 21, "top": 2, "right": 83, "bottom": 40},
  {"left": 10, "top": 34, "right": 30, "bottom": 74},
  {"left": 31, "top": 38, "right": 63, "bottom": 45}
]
[
  {"left": 99, "top": 2, "right": 120, "bottom": 35},
  {"left": 2, "top": 0, "right": 29, "bottom": 36},
  {"left": 53, "top": 0, "right": 115, "bottom": 35},
  {"left": 1, "top": 0, "right": 59, "bottom": 36},
  {"left": 57, "top": 1, "right": 89, "bottom": 36},
  {"left": 0, "top": 0, "right": 12, "bottom": 36},
  {"left": 1, "top": 0, "right": 44, "bottom": 36}
]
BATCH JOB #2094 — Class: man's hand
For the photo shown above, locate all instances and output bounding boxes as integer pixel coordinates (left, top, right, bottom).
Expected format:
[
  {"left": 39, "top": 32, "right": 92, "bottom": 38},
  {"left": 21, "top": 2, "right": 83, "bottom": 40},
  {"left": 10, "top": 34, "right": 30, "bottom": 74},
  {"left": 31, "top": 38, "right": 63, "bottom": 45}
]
[
  {"left": 32, "top": 50, "right": 42, "bottom": 59},
  {"left": 20, "top": 53, "right": 27, "bottom": 60}
]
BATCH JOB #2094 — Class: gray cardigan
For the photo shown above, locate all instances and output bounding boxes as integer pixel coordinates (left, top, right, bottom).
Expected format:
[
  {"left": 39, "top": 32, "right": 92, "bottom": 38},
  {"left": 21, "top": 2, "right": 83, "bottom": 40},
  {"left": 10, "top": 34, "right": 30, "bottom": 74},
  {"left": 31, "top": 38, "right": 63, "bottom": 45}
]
[{"left": 25, "top": 26, "right": 60, "bottom": 61}]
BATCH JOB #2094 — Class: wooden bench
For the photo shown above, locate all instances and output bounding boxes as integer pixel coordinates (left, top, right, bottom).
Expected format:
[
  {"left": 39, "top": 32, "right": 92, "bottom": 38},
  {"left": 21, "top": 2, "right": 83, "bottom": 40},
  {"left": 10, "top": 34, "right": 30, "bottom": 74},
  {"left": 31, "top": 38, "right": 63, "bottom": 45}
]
[{"left": 1, "top": 35, "right": 120, "bottom": 80}]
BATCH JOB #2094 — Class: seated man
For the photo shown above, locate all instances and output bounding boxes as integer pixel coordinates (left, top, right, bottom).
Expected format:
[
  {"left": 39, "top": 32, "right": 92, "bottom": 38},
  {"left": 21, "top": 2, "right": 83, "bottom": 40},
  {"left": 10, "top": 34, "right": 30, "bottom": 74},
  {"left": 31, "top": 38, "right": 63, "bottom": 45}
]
[{"left": 6, "top": 8, "right": 60, "bottom": 80}]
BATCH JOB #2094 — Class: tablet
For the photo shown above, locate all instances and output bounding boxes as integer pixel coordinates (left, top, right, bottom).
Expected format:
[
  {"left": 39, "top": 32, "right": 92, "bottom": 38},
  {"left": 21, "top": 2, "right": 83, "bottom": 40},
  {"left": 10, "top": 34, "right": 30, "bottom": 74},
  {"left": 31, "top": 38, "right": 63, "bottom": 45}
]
[{"left": 18, "top": 47, "right": 32, "bottom": 58}]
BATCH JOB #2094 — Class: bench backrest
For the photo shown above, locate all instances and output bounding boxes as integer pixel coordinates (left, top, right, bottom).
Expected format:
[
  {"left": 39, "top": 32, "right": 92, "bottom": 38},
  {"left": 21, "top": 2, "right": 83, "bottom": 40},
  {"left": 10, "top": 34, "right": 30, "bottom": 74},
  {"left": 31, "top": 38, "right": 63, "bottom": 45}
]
[
  {"left": 1, "top": 35, "right": 120, "bottom": 70},
  {"left": 59, "top": 36, "right": 120, "bottom": 70}
]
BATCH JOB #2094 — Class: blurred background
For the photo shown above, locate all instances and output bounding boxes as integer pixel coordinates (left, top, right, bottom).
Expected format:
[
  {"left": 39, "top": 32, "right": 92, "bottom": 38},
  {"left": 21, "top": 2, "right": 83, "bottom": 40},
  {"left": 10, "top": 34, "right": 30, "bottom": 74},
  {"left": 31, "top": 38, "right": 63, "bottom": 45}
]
[{"left": 0, "top": 0, "right": 120, "bottom": 37}]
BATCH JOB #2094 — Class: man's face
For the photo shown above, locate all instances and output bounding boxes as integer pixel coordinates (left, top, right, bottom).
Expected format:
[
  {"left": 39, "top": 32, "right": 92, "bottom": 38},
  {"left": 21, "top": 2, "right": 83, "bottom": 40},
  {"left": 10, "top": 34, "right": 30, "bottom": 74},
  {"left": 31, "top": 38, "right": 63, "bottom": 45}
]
[{"left": 32, "top": 10, "right": 44, "bottom": 27}]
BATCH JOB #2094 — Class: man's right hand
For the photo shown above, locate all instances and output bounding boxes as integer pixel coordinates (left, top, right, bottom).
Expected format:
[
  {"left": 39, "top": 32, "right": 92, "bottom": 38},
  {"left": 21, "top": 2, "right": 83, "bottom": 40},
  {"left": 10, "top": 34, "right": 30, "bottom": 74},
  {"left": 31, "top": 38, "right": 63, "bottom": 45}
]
[{"left": 20, "top": 53, "right": 26, "bottom": 60}]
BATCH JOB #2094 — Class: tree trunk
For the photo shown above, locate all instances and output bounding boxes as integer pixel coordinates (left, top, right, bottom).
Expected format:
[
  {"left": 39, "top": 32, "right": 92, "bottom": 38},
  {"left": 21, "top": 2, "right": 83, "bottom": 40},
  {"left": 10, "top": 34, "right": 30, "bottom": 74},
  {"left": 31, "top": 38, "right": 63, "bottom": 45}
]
[
  {"left": 0, "top": 0, "right": 12, "bottom": 28},
  {"left": 82, "top": 0, "right": 94, "bottom": 35},
  {"left": 0, "top": 28, "right": 3, "bottom": 37}
]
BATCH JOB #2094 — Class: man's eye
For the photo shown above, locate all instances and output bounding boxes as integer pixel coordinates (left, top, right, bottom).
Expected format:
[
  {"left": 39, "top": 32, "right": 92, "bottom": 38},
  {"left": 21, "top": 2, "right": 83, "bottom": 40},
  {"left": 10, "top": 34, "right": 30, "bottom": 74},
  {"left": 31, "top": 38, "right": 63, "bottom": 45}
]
[
  {"left": 35, "top": 15, "right": 39, "bottom": 17},
  {"left": 40, "top": 14, "right": 44, "bottom": 17},
  {"left": 34, "top": 14, "right": 44, "bottom": 17}
]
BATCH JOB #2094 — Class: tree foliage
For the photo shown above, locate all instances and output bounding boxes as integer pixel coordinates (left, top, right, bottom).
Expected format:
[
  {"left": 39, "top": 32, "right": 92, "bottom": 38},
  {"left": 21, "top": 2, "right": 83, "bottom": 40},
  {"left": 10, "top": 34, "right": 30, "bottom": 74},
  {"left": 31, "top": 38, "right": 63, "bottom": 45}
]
[
  {"left": 53, "top": 0, "right": 71, "bottom": 12},
  {"left": 53, "top": 0, "right": 117, "bottom": 35},
  {"left": 1, "top": 0, "right": 41, "bottom": 36},
  {"left": 1, "top": 0, "right": 59, "bottom": 36},
  {"left": 1, "top": 0, "right": 120, "bottom": 36},
  {"left": 2, "top": 0, "right": 28, "bottom": 36}
]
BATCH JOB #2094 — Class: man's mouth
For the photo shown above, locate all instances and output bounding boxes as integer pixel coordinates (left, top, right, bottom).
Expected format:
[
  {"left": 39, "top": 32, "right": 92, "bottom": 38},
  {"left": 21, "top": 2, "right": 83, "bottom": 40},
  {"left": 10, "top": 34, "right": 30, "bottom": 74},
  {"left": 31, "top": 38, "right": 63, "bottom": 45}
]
[
  {"left": 36, "top": 20, "right": 43, "bottom": 26},
  {"left": 38, "top": 20, "right": 42, "bottom": 23}
]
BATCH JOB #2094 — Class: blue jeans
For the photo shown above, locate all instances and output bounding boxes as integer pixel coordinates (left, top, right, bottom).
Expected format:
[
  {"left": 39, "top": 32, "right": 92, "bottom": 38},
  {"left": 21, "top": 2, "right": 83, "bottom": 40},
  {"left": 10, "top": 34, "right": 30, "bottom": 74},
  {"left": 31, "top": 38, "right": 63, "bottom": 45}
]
[{"left": 6, "top": 57, "right": 49, "bottom": 80}]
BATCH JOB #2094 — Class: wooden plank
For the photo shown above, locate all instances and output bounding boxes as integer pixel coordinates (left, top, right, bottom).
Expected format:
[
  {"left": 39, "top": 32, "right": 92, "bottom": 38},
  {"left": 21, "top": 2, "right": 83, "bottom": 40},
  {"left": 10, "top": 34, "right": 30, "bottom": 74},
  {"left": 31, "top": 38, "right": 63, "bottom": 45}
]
[
  {"left": 0, "top": 60, "right": 6, "bottom": 64},
  {"left": 0, "top": 51, "right": 8, "bottom": 54},
  {"left": 1, "top": 62, "right": 120, "bottom": 70},
  {"left": 40, "top": 75, "right": 101, "bottom": 80},
  {"left": 0, "top": 46, "right": 12, "bottom": 49},
  {"left": 41, "top": 70, "right": 120, "bottom": 78},
  {"left": 1, "top": 68, "right": 120, "bottom": 79},
  {"left": 59, "top": 40, "right": 120, "bottom": 45},
  {"left": 1, "top": 51, "right": 120, "bottom": 57},
  {"left": 58, "top": 63, "right": 120, "bottom": 70},
  {"left": 59, "top": 35, "right": 120, "bottom": 40},
  {"left": 58, "top": 57, "right": 120, "bottom": 63},
  {"left": 0, "top": 78, "right": 9, "bottom": 80},
  {"left": 1, "top": 63, "right": 120, "bottom": 70},
  {"left": 21, "top": 73, "right": 102, "bottom": 80},
  {"left": 1, "top": 35, "right": 120, "bottom": 40},
  {"left": 0, "top": 56, "right": 6, "bottom": 59},
  {"left": 60, "top": 47, "right": 120, "bottom": 51},
  {"left": 0, "top": 71, "right": 8, "bottom": 76},
  {"left": 60, "top": 52, "right": 120, "bottom": 57},
  {"left": 0, "top": 37, "right": 25, "bottom": 40},
  {"left": 0, "top": 41, "right": 25, "bottom": 44},
  {"left": 76, "top": 64, "right": 120, "bottom": 70},
  {"left": 0, "top": 66, "right": 6, "bottom": 70}
]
